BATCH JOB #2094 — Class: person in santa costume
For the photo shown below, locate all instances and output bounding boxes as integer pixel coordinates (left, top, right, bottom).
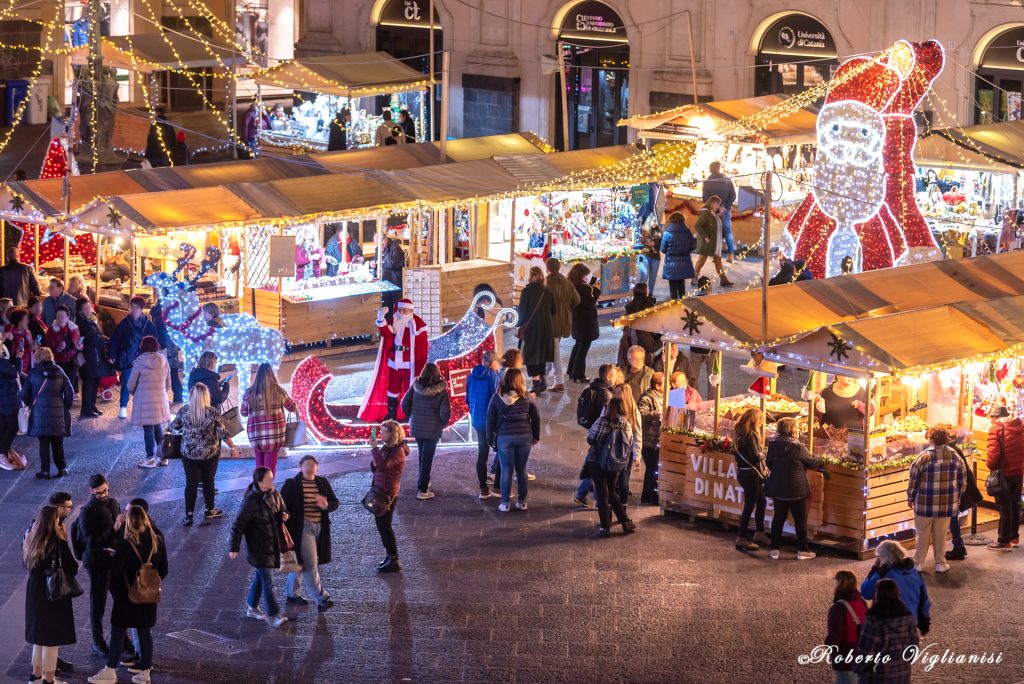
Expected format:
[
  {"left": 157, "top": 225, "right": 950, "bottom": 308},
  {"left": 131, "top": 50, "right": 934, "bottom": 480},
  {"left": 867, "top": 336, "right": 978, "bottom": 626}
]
[
  {"left": 358, "top": 299, "right": 429, "bottom": 422},
  {"left": 784, "top": 40, "right": 945, "bottom": 278}
]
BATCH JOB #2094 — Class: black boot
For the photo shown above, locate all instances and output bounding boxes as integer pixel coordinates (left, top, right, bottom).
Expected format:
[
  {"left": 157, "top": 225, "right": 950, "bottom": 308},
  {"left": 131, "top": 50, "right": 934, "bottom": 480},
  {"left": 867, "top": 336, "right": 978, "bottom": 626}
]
[
  {"left": 385, "top": 397, "right": 398, "bottom": 421},
  {"left": 377, "top": 554, "right": 392, "bottom": 569},
  {"left": 378, "top": 555, "right": 402, "bottom": 573}
]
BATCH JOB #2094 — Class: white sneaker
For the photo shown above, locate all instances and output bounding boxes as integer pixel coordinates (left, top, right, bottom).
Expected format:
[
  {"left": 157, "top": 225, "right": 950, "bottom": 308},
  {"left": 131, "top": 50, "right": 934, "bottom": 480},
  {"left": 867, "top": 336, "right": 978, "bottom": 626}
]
[
  {"left": 88, "top": 666, "right": 118, "bottom": 683},
  {"left": 796, "top": 551, "right": 817, "bottom": 561},
  {"left": 131, "top": 670, "right": 151, "bottom": 684},
  {"left": 158, "top": 458, "right": 169, "bottom": 467},
  {"left": 498, "top": 503, "right": 510, "bottom": 512},
  {"left": 416, "top": 491, "right": 434, "bottom": 500},
  {"left": 769, "top": 549, "right": 780, "bottom": 560},
  {"left": 138, "top": 458, "right": 158, "bottom": 469},
  {"left": 515, "top": 501, "right": 528, "bottom": 510},
  {"left": 935, "top": 563, "right": 950, "bottom": 573},
  {"left": 269, "top": 614, "right": 288, "bottom": 628},
  {"left": 118, "top": 408, "right": 128, "bottom": 419},
  {"left": 244, "top": 605, "right": 265, "bottom": 620},
  {"left": 52, "top": 678, "right": 69, "bottom": 684}
]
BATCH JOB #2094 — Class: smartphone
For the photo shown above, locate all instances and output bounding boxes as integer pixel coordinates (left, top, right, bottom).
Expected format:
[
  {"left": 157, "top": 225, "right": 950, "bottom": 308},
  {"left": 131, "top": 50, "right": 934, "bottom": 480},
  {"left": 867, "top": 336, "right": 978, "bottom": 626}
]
[
  {"left": 589, "top": 276, "right": 598, "bottom": 285},
  {"left": 371, "top": 426, "right": 378, "bottom": 441},
  {"left": 35, "top": 335, "right": 43, "bottom": 346}
]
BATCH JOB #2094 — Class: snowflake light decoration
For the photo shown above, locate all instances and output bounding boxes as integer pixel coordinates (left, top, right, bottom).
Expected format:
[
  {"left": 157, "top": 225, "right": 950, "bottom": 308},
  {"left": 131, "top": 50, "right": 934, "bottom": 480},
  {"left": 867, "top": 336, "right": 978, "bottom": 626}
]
[
  {"left": 682, "top": 309, "right": 702, "bottom": 336},
  {"left": 827, "top": 331, "right": 852, "bottom": 363}
]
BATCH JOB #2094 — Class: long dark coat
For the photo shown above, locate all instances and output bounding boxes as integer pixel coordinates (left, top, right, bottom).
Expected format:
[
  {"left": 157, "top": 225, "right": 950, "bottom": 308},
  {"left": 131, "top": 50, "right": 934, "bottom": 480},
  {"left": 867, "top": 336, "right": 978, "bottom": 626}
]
[
  {"left": 76, "top": 313, "right": 112, "bottom": 380},
  {"left": 230, "top": 488, "right": 283, "bottom": 569},
  {"left": 516, "top": 281, "right": 556, "bottom": 366},
  {"left": 280, "top": 474, "right": 340, "bottom": 566},
  {"left": 571, "top": 282, "right": 601, "bottom": 343},
  {"left": 25, "top": 539, "right": 79, "bottom": 646},
  {"left": 23, "top": 362, "right": 74, "bottom": 437},
  {"left": 109, "top": 531, "right": 169, "bottom": 629}
]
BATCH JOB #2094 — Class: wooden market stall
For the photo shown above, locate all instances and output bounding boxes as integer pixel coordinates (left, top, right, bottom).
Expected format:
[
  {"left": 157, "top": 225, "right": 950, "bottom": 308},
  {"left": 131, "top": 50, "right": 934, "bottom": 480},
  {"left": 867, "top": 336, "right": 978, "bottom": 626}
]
[{"left": 614, "top": 252, "right": 1024, "bottom": 556}]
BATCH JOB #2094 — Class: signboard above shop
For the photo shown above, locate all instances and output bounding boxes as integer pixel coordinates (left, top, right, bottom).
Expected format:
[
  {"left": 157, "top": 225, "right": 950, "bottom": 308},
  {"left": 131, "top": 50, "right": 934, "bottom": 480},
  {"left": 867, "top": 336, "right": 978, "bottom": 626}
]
[
  {"left": 377, "top": 0, "right": 440, "bottom": 29},
  {"left": 558, "top": 0, "right": 628, "bottom": 44},
  {"left": 979, "top": 26, "right": 1024, "bottom": 72},
  {"left": 758, "top": 13, "right": 837, "bottom": 60}
]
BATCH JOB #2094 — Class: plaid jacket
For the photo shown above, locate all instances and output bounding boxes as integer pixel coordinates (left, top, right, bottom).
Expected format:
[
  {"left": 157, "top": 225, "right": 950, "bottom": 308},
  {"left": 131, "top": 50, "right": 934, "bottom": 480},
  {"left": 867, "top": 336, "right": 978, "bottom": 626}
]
[
  {"left": 241, "top": 391, "right": 297, "bottom": 452},
  {"left": 853, "top": 613, "right": 919, "bottom": 682},
  {"left": 907, "top": 445, "right": 966, "bottom": 517}
]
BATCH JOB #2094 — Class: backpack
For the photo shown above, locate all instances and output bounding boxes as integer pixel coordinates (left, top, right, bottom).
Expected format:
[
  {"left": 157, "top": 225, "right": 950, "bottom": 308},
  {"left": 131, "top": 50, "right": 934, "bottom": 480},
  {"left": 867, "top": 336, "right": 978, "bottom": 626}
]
[
  {"left": 71, "top": 516, "right": 87, "bottom": 561},
  {"left": 599, "top": 427, "right": 631, "bottom": 472},
  {"left": 576, "top": 386, "right": 604, "bottom": 429},
  {"left": 126, "top": 531, "right": 162, "bottom": 604}
]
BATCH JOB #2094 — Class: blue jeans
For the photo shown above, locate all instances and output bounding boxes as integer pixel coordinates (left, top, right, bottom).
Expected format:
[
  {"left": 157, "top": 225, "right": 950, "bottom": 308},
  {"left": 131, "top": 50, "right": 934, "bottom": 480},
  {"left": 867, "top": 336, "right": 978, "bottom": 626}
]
[
  {"left": 142, "top": 424, "right": 164, "bottom": 458},
  {"left": 119, "top": 370, "right": 131, "bottom": 408},
  {"left": 170, "top": 365, "right": 183, "bottom": 403},
  {"left": 497, "top": 434, "right": 532, "bottom": 503},
  {"left": 415, "top": 438, "right": 438, "bottom": 493},
  {"left": 285, "top": 520, "right": 328, "bottom": 605},
  {"left": 576, "top": 477, "right": 594, "bottom": 501},
  {"left": 949, "top": 513, "right": 964, "bottom": 549},
  {"left": 247, "top": 566, "right": 280, "bottom": 618},
  {"left": 640, "top": 256, "right": 660, "bottom": 294},
  {"left": 834, "top": 671, "right": 857, "bottom": 684},
  {"left": 721, "top": 209, "right": 735, "bottom": 254}
]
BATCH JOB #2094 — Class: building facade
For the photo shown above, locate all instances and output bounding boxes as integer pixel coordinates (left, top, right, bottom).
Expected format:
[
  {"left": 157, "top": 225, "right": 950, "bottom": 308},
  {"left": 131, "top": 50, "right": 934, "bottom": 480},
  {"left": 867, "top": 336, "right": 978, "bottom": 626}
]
[{"left": 288, "top": 0, "right": 1024, "bottom": 146}]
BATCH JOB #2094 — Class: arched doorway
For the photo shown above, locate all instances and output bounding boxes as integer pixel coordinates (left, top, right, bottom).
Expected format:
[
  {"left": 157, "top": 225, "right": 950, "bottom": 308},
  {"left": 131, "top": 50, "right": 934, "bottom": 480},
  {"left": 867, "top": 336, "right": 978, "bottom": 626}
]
[
  {"left": 754, "top": 13, "right": 837, "bottom": 97},
  {"left": 553, "top": 0, "right": 630, "bottom": 151},
  {"left": 974, "top": 26, "right": 1024, "bottom": 124},
  {"left": 373, "top": 0, "right": 443, "bottom": 140}
]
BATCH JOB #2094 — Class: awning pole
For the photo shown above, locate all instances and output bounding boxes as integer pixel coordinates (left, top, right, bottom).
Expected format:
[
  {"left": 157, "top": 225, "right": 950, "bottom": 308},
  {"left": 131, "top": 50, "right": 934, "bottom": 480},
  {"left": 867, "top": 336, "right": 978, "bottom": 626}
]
[
  {"left": 439, "top": 50, "right": 449, "bottom": 161},
  {"left": 94, "top": 235, "right": 102, "bottom": 303},
  {"left": 428, "top": 0, "right": 435, "bottom": 143},
  {"left": 685, "top": 11, "right": 699, "bottom": 105}
]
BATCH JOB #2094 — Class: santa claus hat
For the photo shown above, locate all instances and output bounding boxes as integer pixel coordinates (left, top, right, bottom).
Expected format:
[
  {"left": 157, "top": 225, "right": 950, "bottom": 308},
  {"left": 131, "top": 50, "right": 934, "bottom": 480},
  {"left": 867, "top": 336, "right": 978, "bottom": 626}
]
[
  {"left": 396, "top": 298, "right": 414, "bottom": 310},
  {"left": 748, "top": 377, "right": 772, "bottom": 399},
  {"left": 825, "top": 56, "right": 901, "bottom": 111}
]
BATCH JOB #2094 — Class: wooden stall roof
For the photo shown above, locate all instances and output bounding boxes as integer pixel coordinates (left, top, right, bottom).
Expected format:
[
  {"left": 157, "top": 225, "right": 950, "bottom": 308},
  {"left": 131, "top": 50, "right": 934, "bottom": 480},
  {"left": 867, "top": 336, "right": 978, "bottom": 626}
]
[
  {"left": 619, "top": 95, "right": 819, "bottom": 144},
  {"left": 770, "top": 295, "right": 1024, "bottom": 376},
  {"left": 70, "top": 33, "right": 245, "bottom": 72},
  {"left": 915, "top": 131, "right": 1019, "bottom": 173},
  {"left": 11, "top": 173, "right": 151, "bottom": 217},
  {"left": 614, "top": 251, "right": 1024, "bottom": 348},
  {"left": 253, "top": 51, "right": 430, "bottom": 97},
  {"left": 435, "top": 132, "right": 550, "bottom": 161},
  {"left": 938, "top": 120, "right": 1024, "bottom": 168}
]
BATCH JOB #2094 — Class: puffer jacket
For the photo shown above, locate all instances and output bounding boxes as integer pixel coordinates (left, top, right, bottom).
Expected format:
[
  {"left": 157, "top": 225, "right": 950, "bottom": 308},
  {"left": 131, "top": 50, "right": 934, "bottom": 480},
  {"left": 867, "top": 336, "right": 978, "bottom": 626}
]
[
  {"left": 170, "top": 405, "right": 227, "bottom": 461},
  {"left": 637, "top": 387, "right": 663, "bottom": 448},
  {"left": 764, "top": 436, "right": 820, "bottom": 500},
  {"left": 486, "top": 391, "right": 541, "bottom": 446},
  {"left": 660, "top": 220, "right": 696, "bottom": 281},
  {"left": 400, "top": 379, "right": 451, "bottom": 441},
  {"left": 465, "top": 364, "right": 499, "bottom": 431},
  {"left": 128, "top": 351, "right": 171, "bottom": 426},
  {"left": 230, "top": 486, "right": 284, "bottom": 569},
  {"left": 861, "top": 558, "right": 931, "bottom": 630},
  {"left": 987, "top": 417, "right": 1024, "bottom": 477},
  {"left": 22, "top": 361, "right": 73, "bottom": 437},
  {"left": 371, "top": 442, "right": 409, "bottom": 497},
  {"left": 0, "top": 356, "right": 22, "bottom": 415}
]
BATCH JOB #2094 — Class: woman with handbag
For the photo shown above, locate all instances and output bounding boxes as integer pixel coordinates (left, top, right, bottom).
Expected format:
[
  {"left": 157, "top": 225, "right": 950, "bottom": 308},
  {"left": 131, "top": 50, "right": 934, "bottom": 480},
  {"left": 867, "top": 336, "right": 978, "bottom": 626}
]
[
  {"left": 733, "top": 407, "right": 770, "bottom": 551},
  {"left": 170, "top": 384, "right": 237, "bottom": 527},
  {"left": 23, "top": 347, "right": 74, "bottom": 480},
  {"left": 985, "top": 405, "right": 1024, "bottom": 551},
  {"left": 369, "top": 420, "right": 408, "bottom": 573},
  {"left": 241, "top": 363, "right": 297, "bottom": 475},
  {"left": 88, "top": 506, "right": 167, "bottom": 684},
  {"left": 75, "top": 298, "right": 110, "bottom": 419},
  {"left": 229, "top": 467, "right": 289, "bottom": 628},
  {"left": 0, "top": 343, "right": 25, "bottom": 471},
  {"left": 24, "top": 505, "right": 80, "bottom": 684},
  {"left": 127, "top": 336, "right": 171, "bottom": 469},
  {"left": 516, "top": 266, "right": 556, "bottom": 395},
  {"left": 824, "top": 570, "right": 867, "bottom": 684}
]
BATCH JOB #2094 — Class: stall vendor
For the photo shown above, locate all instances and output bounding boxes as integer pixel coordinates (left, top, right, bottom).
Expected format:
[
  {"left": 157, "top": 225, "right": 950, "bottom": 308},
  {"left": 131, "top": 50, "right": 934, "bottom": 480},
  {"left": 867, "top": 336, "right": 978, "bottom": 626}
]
[
  {"left": 295, "top": 227, "right": 326, "bottom": 280},
  {"left": 815, "top": 375, "right": 872, "bottom": 429}
]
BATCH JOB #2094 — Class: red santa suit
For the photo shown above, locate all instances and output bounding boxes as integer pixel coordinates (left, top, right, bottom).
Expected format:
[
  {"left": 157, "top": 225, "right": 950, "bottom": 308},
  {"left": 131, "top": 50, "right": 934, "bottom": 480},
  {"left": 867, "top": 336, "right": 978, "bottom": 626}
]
[
  {"left": 358, "top": 299, "right": 429, "bottom": 422},
  {"left": 784, "top": 40, "right": 945, "bottom": 278}
]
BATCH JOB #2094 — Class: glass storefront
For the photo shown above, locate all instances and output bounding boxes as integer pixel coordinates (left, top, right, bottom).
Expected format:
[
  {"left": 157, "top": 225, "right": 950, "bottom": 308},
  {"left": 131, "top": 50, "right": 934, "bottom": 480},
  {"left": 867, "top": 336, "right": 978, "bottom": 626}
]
[
  {"left": 754, "top": 13, "right": 837, "bottom": 97},
  {"left": 974, "top": 26, "right": 1024, "bottom": 124}
]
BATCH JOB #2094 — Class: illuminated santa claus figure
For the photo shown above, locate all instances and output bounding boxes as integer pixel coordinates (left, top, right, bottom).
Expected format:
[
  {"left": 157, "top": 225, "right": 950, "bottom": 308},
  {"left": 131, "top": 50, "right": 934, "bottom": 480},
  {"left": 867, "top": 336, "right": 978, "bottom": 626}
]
[
  {"left": 358, "top": 298, "right": 429, "bottom": 422},
  {"left": 784, "top": 40, "right": 945, "bottom": 278}
]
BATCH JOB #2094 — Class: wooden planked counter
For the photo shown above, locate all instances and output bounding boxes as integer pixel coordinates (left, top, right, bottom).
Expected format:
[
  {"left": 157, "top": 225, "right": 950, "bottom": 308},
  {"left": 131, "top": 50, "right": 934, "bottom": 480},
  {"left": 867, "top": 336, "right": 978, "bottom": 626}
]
[{"left": 242, "top": 287, "right": 381, "bottom": 347}]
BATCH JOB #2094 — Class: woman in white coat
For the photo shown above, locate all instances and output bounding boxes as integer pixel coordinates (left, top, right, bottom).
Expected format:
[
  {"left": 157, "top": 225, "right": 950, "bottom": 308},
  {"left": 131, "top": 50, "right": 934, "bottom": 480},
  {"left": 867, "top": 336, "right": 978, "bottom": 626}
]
[{"left": 129, "top": 335, "right": 171, "bottom": 468}]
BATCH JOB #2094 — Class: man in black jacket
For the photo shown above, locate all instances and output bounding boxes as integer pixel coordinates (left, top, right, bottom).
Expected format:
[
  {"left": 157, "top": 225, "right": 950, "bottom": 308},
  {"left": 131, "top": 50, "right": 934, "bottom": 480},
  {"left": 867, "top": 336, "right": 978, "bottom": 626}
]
[
  {"left": 0, "top": 246, "right": 42, "bottom": 306},
  {"left": 280, "top": 456, "right": 339, "bottom": 612},
  {"left": 574, "top": 364, "right": 615, "bottom": 507},
  {"left": 80, "top": 474, "right": 123, "bottom": 657}
]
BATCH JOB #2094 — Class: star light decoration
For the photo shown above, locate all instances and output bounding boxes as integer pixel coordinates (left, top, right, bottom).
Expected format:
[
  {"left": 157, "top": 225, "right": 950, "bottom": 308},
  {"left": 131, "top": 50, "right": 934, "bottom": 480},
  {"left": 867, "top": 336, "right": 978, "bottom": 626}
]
[
  {"left": 682, "top": 309, "right": 702, "bottom": 336},
  {"left": 290, "top": 291, "right": 518, "bottom": 444},
  {"left": 147, "top": 244, "right": 285, "bottom": 394},
  {"left": 107, "top": 207, "right": 122, "bottom": 230},
  {"left": 783, "top": 40, "right": 945, "bottom": 279},
  {"left": 828, "top": 331, "right": 853, "bottom": 363}
]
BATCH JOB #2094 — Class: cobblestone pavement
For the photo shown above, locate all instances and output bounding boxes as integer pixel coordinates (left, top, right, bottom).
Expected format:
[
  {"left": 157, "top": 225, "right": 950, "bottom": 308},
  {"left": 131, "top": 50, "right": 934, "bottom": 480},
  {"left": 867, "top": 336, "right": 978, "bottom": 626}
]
[{"left": 2, "top": 262, "right": 1023, "bottom": 684}]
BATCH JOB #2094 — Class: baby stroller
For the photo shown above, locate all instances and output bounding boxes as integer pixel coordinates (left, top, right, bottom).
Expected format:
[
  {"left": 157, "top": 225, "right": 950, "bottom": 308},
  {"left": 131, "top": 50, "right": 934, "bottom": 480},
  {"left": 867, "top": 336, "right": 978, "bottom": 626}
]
[{"left": 97, "top": 373, "right": 119, "bottom": 402}]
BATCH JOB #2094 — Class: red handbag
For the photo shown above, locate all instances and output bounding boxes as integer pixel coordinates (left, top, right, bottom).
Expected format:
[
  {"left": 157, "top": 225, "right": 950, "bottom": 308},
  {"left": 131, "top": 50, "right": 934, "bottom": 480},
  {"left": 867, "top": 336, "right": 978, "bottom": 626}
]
[{"left": 279, "top": 523, "right": 295, "bottom": 552}]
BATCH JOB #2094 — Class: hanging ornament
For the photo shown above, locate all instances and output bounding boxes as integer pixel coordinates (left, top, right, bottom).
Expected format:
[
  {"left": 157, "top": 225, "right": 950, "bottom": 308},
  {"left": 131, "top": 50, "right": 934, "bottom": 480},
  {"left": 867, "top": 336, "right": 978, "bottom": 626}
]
[
  {"left": 9, "top": 195, "right": 24, "bottom": 213},
  {"left": 827, "top": 331, "right": 852, "bottom": 363},
  {"left": 682, "top": 309, "right": 702, "bottom": 336}
]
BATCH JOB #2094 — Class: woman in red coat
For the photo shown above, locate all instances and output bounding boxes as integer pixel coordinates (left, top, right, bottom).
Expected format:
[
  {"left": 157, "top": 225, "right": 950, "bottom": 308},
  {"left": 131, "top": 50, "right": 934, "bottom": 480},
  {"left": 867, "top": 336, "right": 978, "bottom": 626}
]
[
  {"left": 824, "top": 570, "right": 867, "bottom": 684},
  {"left": 369, "top": 420, "right": 408, "bottom": 574}
]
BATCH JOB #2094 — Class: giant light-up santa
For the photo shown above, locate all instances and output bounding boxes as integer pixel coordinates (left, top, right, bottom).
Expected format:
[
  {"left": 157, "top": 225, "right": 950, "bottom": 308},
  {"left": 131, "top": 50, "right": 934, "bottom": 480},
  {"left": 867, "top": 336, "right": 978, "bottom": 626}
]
[{"left": 783, "top": 40, "right": 945, "bottom": 278}]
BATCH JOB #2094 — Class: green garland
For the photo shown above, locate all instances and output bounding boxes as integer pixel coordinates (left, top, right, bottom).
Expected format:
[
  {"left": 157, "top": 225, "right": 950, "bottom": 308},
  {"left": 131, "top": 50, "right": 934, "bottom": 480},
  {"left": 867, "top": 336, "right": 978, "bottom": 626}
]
[
  {"left": 662, "top": 427, "right": 731, "bottom": 453},
  {"left": 818, "top": 453, "right": 919, "bottom": 473}
]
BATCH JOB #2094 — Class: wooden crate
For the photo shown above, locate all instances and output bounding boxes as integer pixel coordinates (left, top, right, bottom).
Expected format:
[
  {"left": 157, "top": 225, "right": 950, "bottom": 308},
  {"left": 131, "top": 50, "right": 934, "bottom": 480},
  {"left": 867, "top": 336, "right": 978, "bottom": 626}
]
[
  {"left": 243, "top": 287, "right": 381, "bottom": 346},
  {"left": 403, "top": 259, "right": 512, "bottom": 335}
]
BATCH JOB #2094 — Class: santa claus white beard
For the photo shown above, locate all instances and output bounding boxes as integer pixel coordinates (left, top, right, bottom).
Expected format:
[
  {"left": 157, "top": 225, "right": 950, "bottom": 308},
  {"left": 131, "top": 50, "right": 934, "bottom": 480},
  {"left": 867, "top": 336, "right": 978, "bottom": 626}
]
[
  {"left": 812, "top": 158, "right": 886, "bottom": 223},
  {"left": 393, "top": 311, "right": 413, "bottom": 337}
]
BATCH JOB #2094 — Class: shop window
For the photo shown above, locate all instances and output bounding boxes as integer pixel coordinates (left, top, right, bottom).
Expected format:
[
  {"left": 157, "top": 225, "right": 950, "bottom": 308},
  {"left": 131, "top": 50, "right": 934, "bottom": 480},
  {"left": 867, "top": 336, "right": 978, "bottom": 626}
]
[
  {"left": 973, "top": 26, "right": 1024, "bottom": 124},
  {"left": 754, "top": 14, "right": 837, "bottom": 97}
]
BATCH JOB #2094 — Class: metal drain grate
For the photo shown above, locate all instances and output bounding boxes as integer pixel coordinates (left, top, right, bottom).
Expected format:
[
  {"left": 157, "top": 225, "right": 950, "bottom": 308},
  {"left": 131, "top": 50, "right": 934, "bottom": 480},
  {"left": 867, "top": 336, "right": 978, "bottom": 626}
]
[{"left": 166, "top": 629, "right": 252, "bottom": 655}]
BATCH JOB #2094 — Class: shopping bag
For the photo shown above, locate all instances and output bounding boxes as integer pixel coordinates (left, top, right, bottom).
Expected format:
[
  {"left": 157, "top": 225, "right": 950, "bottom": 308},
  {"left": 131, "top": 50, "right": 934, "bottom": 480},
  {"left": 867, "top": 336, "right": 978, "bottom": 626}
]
[
  {"left": 285, "top": 417, "right": 307, "bottom": 448},
  {"left": 221, "top": 407, "right": 244, "bottom": 437}
]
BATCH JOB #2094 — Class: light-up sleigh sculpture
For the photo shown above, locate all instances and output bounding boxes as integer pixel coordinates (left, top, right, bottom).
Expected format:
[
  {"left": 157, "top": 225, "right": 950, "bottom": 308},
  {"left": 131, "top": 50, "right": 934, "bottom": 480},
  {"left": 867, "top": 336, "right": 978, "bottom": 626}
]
[{"left": 291, "top": 291, "right": 518, "bottom": 444}]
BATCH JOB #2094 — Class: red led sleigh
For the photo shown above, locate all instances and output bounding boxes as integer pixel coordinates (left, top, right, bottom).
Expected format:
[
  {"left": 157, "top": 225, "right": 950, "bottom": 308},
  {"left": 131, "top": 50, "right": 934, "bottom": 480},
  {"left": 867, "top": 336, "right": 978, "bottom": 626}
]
[{"left": 290, "top": 291, "right": 518, "bottom": 443}]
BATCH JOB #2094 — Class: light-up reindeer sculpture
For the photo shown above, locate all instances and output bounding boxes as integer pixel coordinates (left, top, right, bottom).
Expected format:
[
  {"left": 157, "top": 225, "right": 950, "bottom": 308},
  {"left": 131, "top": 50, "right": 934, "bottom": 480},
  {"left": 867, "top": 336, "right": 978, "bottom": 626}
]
[{"left": 146, "top": 245, "right": 286, "bottom": 395}]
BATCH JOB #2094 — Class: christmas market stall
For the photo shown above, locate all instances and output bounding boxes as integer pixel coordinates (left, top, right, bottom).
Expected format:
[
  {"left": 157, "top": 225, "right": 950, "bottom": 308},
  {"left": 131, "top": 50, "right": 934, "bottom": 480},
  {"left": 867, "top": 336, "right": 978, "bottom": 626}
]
[
  {"left": 251, "top": 51, "right": 433, "bottom": 155},
  {"left": 612, "top": 251, "right": 1024, "bottom": 555}
]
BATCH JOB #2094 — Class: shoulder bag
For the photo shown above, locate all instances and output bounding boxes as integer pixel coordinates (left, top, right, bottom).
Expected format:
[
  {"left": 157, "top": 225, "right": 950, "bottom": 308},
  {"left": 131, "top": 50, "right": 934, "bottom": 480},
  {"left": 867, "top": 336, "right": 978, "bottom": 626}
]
[
  {"left": 361, "top": 486, "right": 394, "bottom": 517},
  {"left": 284, "top": 412, "right": 307, "bottom": 448},
  {"left": 516, "top": 288, "right": 546, "bottom": 341},
  {"left": 985, "top": 425, "right": 1009, "bottom": 497},
  {"left": 220, "top": 397, "right": 244, "bottom": 438},
  {"left": 161, "top": 432, "right": 182, "bottom": 460},
  {"left": 126, "top": 531, "right": 162, "bottom": 604},
  {"left": 45, "top": 546, "right": 83, "bottom": 601},
  {"left": 735, "top": 438, "right": 769, "bottom": 480}
]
